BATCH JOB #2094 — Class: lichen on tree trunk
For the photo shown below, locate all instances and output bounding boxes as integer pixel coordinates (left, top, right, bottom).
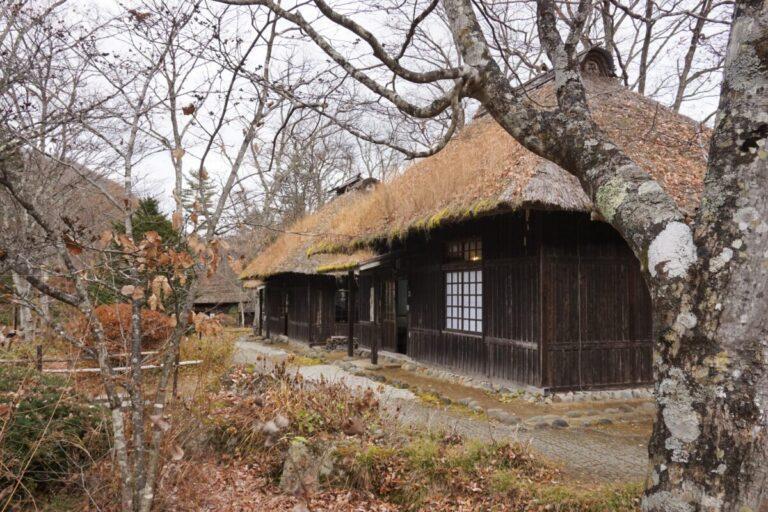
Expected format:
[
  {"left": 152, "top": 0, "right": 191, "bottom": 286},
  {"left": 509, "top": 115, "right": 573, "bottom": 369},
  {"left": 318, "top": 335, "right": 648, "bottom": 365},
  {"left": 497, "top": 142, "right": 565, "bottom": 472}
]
[
  {"left": 642, "top": 0, "right": 768, "bottom": 509},
  {"left": 440, "top": 0, "right": 768, "bottom": 509}
]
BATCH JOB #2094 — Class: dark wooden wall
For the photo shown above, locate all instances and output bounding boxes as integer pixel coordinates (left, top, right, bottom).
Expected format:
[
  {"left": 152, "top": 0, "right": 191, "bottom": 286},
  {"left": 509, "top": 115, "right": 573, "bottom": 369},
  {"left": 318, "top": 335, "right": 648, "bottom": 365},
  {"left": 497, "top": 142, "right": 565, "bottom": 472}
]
[
  {"left": 393, "top": 210, "right": 652, "bottom": 390},
  {"left": 355, "top": 272, "right": 397, "bottom": 352},
  {"left": 263, "top": 273, "right": 338, "bottom": 344},
  {"left": 540, "top": 212, "right": 653, "bottom": 389},
  {"left": 405, "top": 212, "right": 541, "bottom": 382},
  {"left": 261, "top": 210, "right": 653, "bottom": 391}
]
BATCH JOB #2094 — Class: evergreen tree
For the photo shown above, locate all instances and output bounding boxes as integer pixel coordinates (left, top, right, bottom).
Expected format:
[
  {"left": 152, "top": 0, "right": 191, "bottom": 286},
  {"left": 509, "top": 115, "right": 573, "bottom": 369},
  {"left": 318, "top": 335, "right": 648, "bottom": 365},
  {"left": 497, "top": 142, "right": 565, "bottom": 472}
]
[
  {"left": 114, "top": 197, "right": 178, "bottom": 244},
  {"left": 181, "top": 167, "right": 217, "bottom": 231},
  {"left": 96, "top": 198, "right": 180, "bottom": 305}
]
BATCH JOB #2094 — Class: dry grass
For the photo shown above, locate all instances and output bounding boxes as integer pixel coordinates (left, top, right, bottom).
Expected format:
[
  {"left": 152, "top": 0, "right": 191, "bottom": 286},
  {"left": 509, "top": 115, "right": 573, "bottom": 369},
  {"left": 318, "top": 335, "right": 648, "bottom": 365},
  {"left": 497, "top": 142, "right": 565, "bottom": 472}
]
[
  {"left": 84, "top": 366, "right": 640, "bottom": 512},
  {"left": 240, "top": 188, "right": 377, "bottom": 278}
]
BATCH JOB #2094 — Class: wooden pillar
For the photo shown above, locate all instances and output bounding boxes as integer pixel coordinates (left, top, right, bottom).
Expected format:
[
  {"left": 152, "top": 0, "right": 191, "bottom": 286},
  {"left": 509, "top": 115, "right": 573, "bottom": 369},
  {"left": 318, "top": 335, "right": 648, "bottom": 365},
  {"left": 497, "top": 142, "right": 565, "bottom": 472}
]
[
  {"left": 371, "top": 279, "right": 380, "bottom": 365},
  {"left": 347, "top": 270, "right": 355, "bottom": 357},
  {"left": 36, "top": 345, "right": 43, "bottom": 372},
  {"left": 307, "top": 278, "right": 313, "bottom": 343},
  {"left": 258, "top": 289, "right": 264, "bottom": 336},
  {"left": 264, "top": 286, "right": 270, "bottom": 339}
]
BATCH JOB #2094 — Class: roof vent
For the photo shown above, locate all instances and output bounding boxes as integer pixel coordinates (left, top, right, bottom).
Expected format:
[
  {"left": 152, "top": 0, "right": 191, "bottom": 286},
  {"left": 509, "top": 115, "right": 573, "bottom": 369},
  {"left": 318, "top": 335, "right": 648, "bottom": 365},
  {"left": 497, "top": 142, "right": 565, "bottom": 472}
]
[
  {"left": 580, "top": 47, "right": 616, "bottom": 78},
  {"left": 330, "top": 173, "right": 379, "bottom": 196}
]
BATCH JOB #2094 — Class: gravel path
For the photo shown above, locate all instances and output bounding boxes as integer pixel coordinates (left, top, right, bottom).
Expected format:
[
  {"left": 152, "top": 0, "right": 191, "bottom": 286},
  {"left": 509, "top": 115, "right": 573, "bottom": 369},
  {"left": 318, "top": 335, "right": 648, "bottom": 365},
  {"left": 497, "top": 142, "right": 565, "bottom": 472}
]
[{"left": 234, "top": 339, "right": 648, "bottom": 484}]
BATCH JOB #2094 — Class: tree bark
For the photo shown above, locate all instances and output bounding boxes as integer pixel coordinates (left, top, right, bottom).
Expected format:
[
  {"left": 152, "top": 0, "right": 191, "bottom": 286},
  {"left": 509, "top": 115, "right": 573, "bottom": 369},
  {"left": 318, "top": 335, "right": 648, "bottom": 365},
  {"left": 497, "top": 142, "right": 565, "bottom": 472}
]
[
  {"left": 643, "top": 0, "right": 768, "bottom": 509},
  {"left": 11, "top": 270, "right": 35, "bottom": 339}
]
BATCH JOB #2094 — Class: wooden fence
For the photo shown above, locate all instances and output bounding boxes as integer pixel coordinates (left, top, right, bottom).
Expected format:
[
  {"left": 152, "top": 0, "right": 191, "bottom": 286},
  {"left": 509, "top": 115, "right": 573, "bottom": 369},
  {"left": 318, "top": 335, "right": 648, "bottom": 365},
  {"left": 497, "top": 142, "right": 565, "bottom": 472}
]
[{"left": 0, "top": 345, "right": 201, "bottom": 374}]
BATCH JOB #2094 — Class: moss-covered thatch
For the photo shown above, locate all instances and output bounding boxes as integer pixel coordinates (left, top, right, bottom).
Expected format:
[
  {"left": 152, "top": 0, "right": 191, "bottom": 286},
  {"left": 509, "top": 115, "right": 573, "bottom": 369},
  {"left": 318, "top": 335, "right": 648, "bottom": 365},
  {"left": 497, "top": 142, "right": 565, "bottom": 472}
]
[
  {"left": 241, "top": 191, "right": 376, "bottom": 279},
  {"left": 242, "top": 77, "right": 708, "bottom": 280}
]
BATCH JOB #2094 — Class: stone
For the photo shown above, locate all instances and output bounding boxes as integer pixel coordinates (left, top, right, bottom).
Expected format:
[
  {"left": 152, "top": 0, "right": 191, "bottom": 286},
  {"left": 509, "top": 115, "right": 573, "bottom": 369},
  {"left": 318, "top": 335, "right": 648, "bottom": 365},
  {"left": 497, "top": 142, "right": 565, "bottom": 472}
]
[
  {"left": 604, "top": 408, "right": 621, "bottom": 415},
  {"left": 597, "top": 418, "right": 613, "bottom": 425},
  {"left": 566, "top": 410, "right": 585, "bottom": 418},
  {"left": 458, "top": 397, "right": 474, "bottom": 406},
  {"left": 498, "top": 413, "right": 519, "bottom": 425},
  {"left": 487, "top": 408, "right": 504, "bottom": 417},
  {"left": 617, "top": 404, "right": 634, "bottom": 413},
  {"left": 551, "top": 418, "right": 569, "bottom": 428},
  {"left": 280, "top": 440, "right": 336, "bottom": 495}
]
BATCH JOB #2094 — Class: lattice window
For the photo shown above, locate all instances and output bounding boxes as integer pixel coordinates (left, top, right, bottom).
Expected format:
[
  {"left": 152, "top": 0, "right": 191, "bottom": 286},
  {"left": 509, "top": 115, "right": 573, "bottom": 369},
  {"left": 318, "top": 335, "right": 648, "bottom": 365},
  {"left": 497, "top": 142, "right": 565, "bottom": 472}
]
[
  {"left": 445, "top": 270, "right": 483, "bottom": 333},
  {"left": 446, "top": 238, "right": 482, "bottom": 262}
]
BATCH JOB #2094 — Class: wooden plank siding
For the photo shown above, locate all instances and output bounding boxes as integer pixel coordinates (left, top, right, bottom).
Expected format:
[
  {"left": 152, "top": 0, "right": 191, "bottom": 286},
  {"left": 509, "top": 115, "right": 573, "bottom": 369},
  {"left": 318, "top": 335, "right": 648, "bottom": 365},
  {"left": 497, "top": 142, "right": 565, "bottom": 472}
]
[
  {"left": 262, "top": 273, "right": 339, "bottom": 344},
  {"left": 540, "top": 212, "right": 653, "bottom": 390},
  {"left": 261, "top": 210, "right": 652, "bottom": 391}
]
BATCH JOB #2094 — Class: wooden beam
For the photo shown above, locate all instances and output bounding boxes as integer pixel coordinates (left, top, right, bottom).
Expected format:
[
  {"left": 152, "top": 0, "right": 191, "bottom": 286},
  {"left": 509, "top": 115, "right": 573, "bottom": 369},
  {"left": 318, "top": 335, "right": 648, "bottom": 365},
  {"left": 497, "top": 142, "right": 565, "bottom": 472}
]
[
  {"left": 264, "top": 285, "right": 270, "bottom": 339},
  {"left": 43, "top": 359, "right": 202, "bottom": 374},
  {"left": 372, "top": 279, "right": 380, "bottom": 365},
  {"left": 347, "top": 270, "right": 355, "bottom": 357}
]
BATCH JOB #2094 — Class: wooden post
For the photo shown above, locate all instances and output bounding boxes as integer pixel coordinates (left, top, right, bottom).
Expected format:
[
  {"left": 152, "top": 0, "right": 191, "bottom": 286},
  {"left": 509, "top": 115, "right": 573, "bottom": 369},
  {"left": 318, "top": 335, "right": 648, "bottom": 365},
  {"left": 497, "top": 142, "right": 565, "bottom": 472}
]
[
  {"left": 35, "top": 345, "right": 43, "bottom": 372},
  {"left": 307, "top": 279, "right": 313, "bottom": 343},
  {"left": 347, "top": 270, "right": 355, "bottom": 357},
  {"left": 264, "top": 286, "right": 270, "bottom": 339},
  {"left": 371, "top": 281, "right": 379, "bottom": 366},
  {"left": 258, "top": 289, "right": 264, "bottom": 336},
  {"left": 172, "top": 349, "right": 180, "bottom": 398}
]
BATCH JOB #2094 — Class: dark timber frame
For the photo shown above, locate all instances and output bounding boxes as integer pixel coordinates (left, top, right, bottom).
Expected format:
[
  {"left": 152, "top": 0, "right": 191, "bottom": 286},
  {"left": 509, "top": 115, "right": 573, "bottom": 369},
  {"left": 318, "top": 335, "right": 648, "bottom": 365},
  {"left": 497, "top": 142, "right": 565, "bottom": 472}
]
[{"left": 261, "top": 210, "right": 653, "bottom": 391}]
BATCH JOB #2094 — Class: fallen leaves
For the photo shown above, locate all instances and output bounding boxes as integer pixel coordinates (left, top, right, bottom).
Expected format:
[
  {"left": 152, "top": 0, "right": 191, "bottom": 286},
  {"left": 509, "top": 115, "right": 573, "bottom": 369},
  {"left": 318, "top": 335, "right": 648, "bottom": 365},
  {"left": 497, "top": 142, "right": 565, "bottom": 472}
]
[{"left": 171, "top": 445, "right": 185, "bottom": 461}]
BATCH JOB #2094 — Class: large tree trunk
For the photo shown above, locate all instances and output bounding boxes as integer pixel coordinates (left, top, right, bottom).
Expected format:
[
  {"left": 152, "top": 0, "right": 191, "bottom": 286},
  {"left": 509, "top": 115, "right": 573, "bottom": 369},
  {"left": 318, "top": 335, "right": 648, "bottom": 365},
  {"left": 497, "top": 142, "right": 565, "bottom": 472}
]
[
  {"left": 643, "top": 0, "right": 768, "bottom": 510},
  {"left": 440, "top": 0, "right": 768, "bottom": 508},
  {"left": 11, "top": 270, "right": 35, "bottom": 339}
]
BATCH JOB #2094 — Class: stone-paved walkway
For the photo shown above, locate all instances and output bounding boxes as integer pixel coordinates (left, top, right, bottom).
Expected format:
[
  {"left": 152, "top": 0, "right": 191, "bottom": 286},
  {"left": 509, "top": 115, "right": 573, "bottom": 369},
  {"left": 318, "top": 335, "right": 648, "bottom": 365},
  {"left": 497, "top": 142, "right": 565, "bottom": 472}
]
[{"left": 234, "top": 339, "right": 649, "bottom": 484}]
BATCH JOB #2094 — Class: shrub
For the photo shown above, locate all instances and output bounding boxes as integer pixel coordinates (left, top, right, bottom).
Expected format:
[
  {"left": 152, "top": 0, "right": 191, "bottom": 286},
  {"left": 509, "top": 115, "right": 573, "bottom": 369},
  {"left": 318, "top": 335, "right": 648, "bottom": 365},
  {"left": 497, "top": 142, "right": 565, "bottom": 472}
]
[
  {"left": 0, "top": 366, "right": 108, "bottom": 501},
  {"left": 67, "top": 303, "right": 173, "bottom": 352}
]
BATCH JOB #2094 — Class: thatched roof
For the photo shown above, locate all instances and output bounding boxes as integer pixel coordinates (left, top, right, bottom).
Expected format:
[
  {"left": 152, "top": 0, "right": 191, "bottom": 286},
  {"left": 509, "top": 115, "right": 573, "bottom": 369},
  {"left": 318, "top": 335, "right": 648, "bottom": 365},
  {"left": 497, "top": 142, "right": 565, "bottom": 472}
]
[
  {"left": 241, "top": 190, "right": 377, "bottom": 279},
  {"left": 242, "top": 76, "right": 708, "bottom": 280},
  {"left": 195, "top": 260, "right": 252, "bottom": 305}
]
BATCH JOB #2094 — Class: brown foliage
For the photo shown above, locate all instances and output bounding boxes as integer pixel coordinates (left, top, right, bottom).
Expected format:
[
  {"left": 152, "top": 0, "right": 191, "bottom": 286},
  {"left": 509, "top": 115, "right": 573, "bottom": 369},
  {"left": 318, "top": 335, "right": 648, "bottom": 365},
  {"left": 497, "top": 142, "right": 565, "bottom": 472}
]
[{"left": 68, "top": 303, "right": 173, "bottom": 351}]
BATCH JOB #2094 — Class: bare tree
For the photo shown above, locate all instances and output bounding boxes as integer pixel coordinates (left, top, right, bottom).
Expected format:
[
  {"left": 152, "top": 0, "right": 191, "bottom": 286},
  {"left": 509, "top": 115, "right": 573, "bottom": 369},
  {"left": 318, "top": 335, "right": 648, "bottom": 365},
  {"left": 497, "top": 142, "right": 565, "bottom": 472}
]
[
  {"left": 594, "top": 0, "right": 731, "bottom": 113},
  {"left": 219, "top": 0, "right": 767, "bottom": 509},
  {"left": 0, "top": 1, "right": 323, "bottom": 510}
]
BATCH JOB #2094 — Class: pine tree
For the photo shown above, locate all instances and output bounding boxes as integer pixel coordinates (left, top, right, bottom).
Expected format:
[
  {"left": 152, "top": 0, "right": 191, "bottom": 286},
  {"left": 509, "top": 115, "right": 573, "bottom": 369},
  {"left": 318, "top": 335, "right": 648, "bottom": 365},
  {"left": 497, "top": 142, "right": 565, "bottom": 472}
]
[
  {"left": 114, "top": 197, "right": 178, "bottom": 244},
  {"left": 181, "top": 167, "right": 217, "bottom": 231}
]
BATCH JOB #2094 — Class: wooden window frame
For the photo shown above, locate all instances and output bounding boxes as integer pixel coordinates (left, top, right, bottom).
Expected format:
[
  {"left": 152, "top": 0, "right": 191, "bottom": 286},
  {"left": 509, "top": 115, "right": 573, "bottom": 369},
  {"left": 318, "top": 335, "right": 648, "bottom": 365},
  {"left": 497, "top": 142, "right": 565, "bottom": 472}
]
[
  {"left": 444, "top": 268, "right": 483, "bottom": 335},
  {"left": 445, "top": 237, "right": 483, "bottom": 263}
]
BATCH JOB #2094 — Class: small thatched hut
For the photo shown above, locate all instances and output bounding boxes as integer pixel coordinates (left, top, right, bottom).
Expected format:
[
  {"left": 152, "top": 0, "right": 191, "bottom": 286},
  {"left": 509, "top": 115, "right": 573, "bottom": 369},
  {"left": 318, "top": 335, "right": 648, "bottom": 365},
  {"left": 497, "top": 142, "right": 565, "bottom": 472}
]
[
  {"left": 193, "top": 263, "right": 255, "bottom": 327},
  {"left": 241, "top": 49, "right": 708, "bottom": 391}
]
